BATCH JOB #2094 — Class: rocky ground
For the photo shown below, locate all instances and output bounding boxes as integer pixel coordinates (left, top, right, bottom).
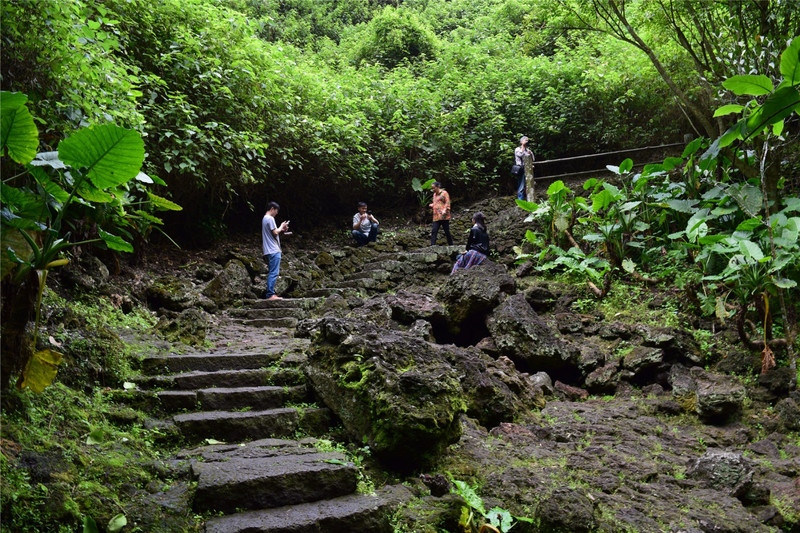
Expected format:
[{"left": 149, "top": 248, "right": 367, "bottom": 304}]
[{"left": 39, "top": 193, "right": 800, "bottom": 531}]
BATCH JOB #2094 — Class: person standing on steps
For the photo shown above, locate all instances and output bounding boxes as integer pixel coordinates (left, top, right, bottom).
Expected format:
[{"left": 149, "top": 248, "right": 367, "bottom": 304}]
[
  {"left": 262, "top": 201, "right": 289, "bottom": 300},
  {"left": 351, "top": 201, "right": 379, "bottom": 247},
  {"left": 429, "top": 181, "right": 453, "bottom": 245},
  {"left": 514, "top": 136, "right": 535, "bottom": 201},
  {"left": 451, "top": 211, "right": 490, "bottom": 274}
]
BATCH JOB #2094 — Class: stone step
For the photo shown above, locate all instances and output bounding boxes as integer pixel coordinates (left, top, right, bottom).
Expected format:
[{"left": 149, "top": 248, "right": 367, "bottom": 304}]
[
  {"left": 134, "top": 369, "right": 272, "bottom": 390},
  {"left": 141, "top": 352, "right": 284, "bottom": 375},
  {"left": 243, "top": 298, "right": 324, "bottom": 310},
  {"left": 236, "top": 317, "right": 299, "bottom": 328},
  {"left": 304, "top": 288, "right": 358, "bottom": 298},
  {"left": 192, "top": 452, "right": 357, "bottom": 513},
  {"left": 227, "top": 308, "right": 306, "bottom": 320},
  {"left": 157, "top": 385, "right": 308, "bottom": 413},
  {"left": 342, "top": 270, "right": 390, "bottom": 282},
  {"left": 203, "top": 484, "right": 413, "bottom": 533},
  {"left": 330, "top": 278, "right": 379, "bottom": 289},
  {"left": 173, "top": 407, "right": 334, "bottom": 442}
]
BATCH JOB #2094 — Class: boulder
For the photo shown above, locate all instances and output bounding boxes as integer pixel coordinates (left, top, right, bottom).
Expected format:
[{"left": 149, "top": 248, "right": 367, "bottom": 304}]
[
  {"left": 202, "top": 259, "right": 256, "bottom": 306},
  {"left": 145, "top": 276, "right": 200, "bottom": 312},
  {"left": 486, "top": 293, "right": 579, "bottom": 376},
  {"left": 687, "top": 450, "right": 754, "bottom": 493},
  {"left": 155, "top": 308, "right": 210, "bottom": 345},
  {"left": 774, "top": 398, "right": 800, "bottom": 431},
  {"left": 300, "top": 318, "right": 465, "bottom": 471},
  {"left": 436, "top": 261, "right": 515, "bottom": 328},
  {"left": 536, "top": 487, "right": 597, "bottom": 532},
  {"left": 692, "top": 367, "right": 747, "bottom": 422},
  {"left": 584, "top": 360, "right": 620, "bottom": 393}
]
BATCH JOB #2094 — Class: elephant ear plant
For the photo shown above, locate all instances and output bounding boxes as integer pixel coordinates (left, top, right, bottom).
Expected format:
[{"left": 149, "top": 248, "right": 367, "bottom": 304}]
[{"left": 0, "top": 91, "right": 177, "bottom": 392}]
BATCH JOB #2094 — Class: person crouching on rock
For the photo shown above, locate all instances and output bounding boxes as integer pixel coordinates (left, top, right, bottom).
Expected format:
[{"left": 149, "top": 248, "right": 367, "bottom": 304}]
[
  {"left": 451, "top": 211, "right": 489, "bottom": 274},
  {"left": 352, "top": 202, "right": 379, "bottom": 247}
]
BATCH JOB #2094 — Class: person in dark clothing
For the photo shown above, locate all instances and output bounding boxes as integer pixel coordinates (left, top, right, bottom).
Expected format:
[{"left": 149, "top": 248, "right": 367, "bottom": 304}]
[{"left": 451, "top": 211, "right": 490, "bottom": 274}]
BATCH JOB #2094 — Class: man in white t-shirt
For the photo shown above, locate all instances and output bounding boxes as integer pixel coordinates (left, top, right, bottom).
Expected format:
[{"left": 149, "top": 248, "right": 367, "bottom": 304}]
[
  {"left": 262, "top": 201, "right": 289, "bottom": 300},
  {"left": 351, "top": 202, "right": 379, "bottom": 247}
]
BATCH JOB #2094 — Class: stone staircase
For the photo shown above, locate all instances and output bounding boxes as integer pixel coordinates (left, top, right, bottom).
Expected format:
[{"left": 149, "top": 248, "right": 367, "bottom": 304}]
[{"left": 129, "top": 297, "right": 411, "bottom": 532}]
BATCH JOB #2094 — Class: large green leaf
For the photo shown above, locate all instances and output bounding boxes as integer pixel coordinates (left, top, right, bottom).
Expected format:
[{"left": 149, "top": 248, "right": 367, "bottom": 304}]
[
  {"left": 58, "top": 124, "right": 144, "bottom": 189},
  {"left": 780, "top": 36, "right": 800, "bottom": 86},
  {"left": 722, "top": 75, "right": 773, "bottom": 96},
  {"left": 744, "top": 86, "right": 800, "bottom": 138},
  {"left": 1, "top": 91, "right": 39, "bottom": 164}
]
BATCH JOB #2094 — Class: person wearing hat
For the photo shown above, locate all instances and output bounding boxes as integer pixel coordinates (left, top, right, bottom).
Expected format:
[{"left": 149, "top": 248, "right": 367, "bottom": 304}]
[{"left": 514, "top": 136, "right": 535, "bottom": 200}]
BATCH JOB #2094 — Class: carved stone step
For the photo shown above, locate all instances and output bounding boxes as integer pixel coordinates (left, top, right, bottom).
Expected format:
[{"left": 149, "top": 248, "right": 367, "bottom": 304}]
[
  {"left": 203, "top": 484, "right": 413, "bottom": 533},
  {"left": 173, "top": 407, "right": 333, "bottom": 442},
  {"left": 192, "top": 452, "right": 357, "bottom": 513}
]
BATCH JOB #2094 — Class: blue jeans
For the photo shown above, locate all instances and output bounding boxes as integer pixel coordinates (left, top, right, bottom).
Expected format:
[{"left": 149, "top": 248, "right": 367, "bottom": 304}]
[
  {"left": 516, "top": 173, "right": 526, "bottom": 200},
  {"left": 263, "top": 252, "right": 281, "bottom": 298},
  {"left": 352, "top": 225, "right": 378, "bottom": 247}
]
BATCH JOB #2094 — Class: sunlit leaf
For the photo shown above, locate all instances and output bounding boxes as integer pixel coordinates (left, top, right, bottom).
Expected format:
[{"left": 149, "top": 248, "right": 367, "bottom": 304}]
[
  {"left": 147, "top": 191, "right": 182, "bottom": 211},
  {"left": 722, "top": 74, "right": 773, "bottom": 96},
  {"left": 98, "top": 229, "right": 133, "bottom": 253},
  {"left": 86, "top": 428, "right": 105, "bottom": 445},
  {"left": 779, "top": 36, "right": 800, "bottom": 86},
  {"left": 1, "top": 91, "right": 39, "bottom": 165},
  {"left": 18, "top": 348, "right": 62, "bottom": 393},
  {"left": 107, "top": 514, "right": 127, "bottom": 533},
  {"left": 713, "top": 104, "right": 745, "bottom": 117},
  {"left": 83, "top": 516, "right": 100, "bottom": 533},
  {"left": 58, "top": 123, "right": 144, "bottom": 189}
]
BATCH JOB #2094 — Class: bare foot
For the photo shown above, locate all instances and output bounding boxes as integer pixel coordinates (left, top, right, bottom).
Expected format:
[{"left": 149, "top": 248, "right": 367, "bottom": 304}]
[{"left": 266, "top": 295, "right": 283, "bottom": 300}]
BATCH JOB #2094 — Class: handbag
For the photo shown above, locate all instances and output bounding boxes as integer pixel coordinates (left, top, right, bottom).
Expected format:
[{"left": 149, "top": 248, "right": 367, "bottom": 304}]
[{"left": 511, "top": 164, "right": 523, "bottom": 177}]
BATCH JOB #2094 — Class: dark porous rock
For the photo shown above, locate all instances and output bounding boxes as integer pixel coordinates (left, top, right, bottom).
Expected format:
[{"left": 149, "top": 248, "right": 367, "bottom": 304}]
[
  {"left": 154, "top": 308, "right": 210, "bottom": 345},
  {"left": 554, "top": 380, "right": 589, "bottom": 401},
  {"left": 753, "top": 367, "right": 796, "bottom": 403},
  {"left": 486, "top": 294, "right": 579, "bottom": 376},
  {"left": 145, "top": 276, "right": 200, "bottom": 312},
  {"left": 194, "top": 262, "right": 218, "bottom": 282},
  {"left": 584, "top": 360, "right": 620, "bottom": 393},
  {"left": 523, "top": 285, "right": 556, "bottom": 312},
  {"left": 555, "top": 312, "right": 583, "bottom": 333},
  {"left": 691, "top": 367, "right": 747, "bottom": 422},
  {"left": 636, "top": 325, "right": 703, "bottom": 364},
  {"left": 408, "top": 319, "right": 435, "bottom": 342},
  {"left": 686, "top": 450, "right": 754, "bottom": 494},
  {"left": 536, "top": 487, "right": 596, "bottom": 532},
  {"left": 622, "top": 346, "right": 665, "bottom": 383},
  {"left": 436, "top": 261, "right": 515, "bottom": 328},
  {"left": 319, "top": 293, "right": 350, "bottom": 316},
  {"left": 474, "top": 336, "right": 500, "bottom": 356},
  {"left": 774, "top": 398, "right": 800, "bottom": 431},
  {"left": 577, "top": 343, "right": 605, "bottom": 374},
  {"left": 392, "top": 493, "right": 469, "bottom": 533},
  {"left": 529, "top": 371, "right": 554, "bottom": 396},
  {"left": 314, "top": 251, "right": 336, "bottom": 268},
  {"left": 598, "top": 321, "right": 633, "bottom": 340},
  {"left": 301, "top": 317, "right": 465, "bottom": 471},
  {"left": 439, "top": 350, "right": 545, "bottom": 428},
  {"left": 202, "top": 259, "right": 256, "bottom": 307},
  {"left": 386, "top": 290, "right": 448, "bottom": 330},
  {"left": 669, "top": 364, "right": 697, "bottom": 398}
]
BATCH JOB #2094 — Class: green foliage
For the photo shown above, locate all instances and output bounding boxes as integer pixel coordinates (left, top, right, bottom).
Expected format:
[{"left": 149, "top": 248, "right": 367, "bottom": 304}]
[
  {"left": 0, "top": 383, "right": 185, "bottom": 532},
  {"left": 517, "top": 37, "right": 800, "bottom": 363},
  {"left": 350, "top": 6, "right": 439, "bottom": 69},
  {"left": 1, "top": 91, "right": 175, "bottom": 390},
  {"left": 449, "top": 476, "right": 533, "bottom": 533}
]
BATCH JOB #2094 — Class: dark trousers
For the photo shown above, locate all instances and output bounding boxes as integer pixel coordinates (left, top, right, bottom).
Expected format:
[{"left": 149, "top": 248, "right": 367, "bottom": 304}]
[
  {"left": 431, "top": 220, "right": 453, "bottom": 245},
  {"left": 352, "top": 225, "right": 378, "bottom": 247}
]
